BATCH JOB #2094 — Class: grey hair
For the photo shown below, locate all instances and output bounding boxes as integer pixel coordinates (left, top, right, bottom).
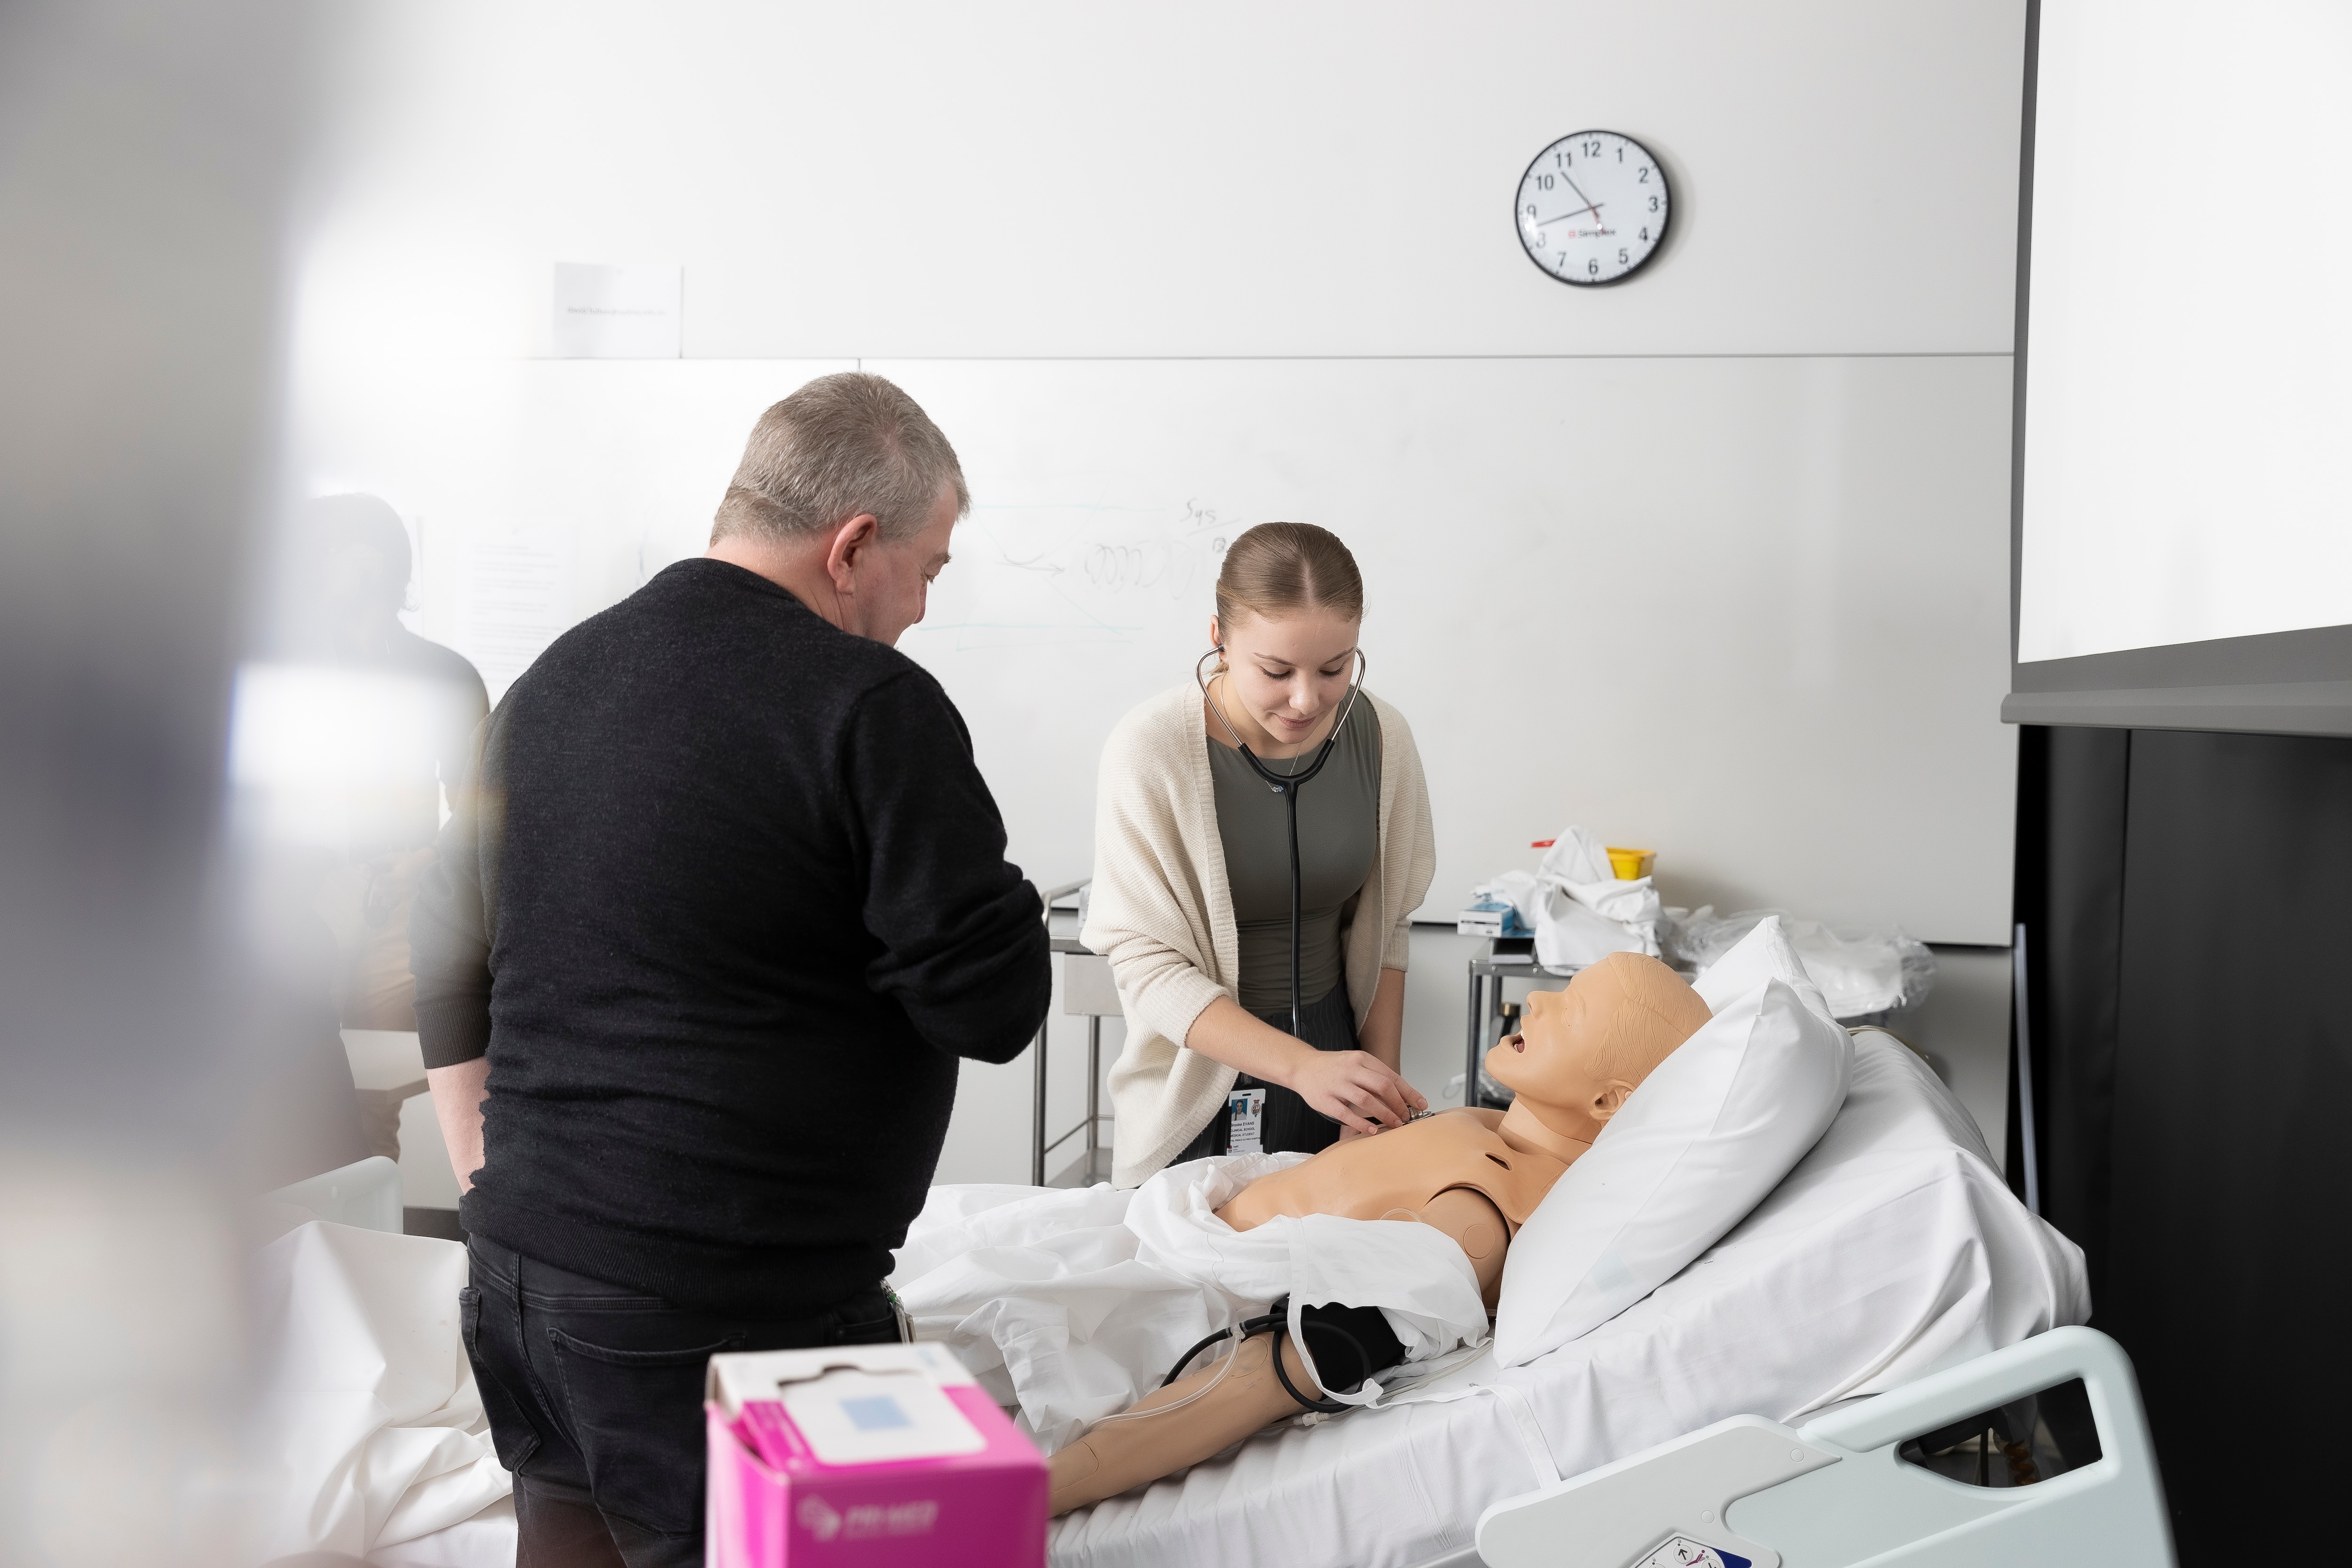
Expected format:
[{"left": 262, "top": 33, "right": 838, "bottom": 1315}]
[{"left": 710, "top": 372, "right": 970, "bottom": 545}]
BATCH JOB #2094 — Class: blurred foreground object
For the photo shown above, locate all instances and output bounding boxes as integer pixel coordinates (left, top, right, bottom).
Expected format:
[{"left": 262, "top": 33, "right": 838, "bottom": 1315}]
[{"left": 0, "top": 1, "right": 326, "bottom": 1562}]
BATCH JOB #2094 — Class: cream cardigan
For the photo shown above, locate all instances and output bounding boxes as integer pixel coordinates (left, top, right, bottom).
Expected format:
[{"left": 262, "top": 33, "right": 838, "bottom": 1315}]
[{"left": 1081, "top": 682, "right": 1436, "bottom": 1186}]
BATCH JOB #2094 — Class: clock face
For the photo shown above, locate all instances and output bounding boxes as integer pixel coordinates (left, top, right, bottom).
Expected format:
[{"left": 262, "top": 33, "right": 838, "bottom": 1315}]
[{"left": 1516, "top": 131, "right": 1670, "bottom": 286}]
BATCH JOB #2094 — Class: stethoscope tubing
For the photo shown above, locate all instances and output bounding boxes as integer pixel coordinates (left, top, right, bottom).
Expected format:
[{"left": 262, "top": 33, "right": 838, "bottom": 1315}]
[{"left": 1197, "top": 647, "right": 1369, "bottom": 1043}]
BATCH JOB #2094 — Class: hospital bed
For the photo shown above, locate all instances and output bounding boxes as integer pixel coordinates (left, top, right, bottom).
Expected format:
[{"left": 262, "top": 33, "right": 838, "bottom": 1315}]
[
  {"left": 288, "top": 1029, "right": 2129, "bottom": 1568},
  {"left": 1044, "top": 1031, "right": 2100, "bottom": 1568}
]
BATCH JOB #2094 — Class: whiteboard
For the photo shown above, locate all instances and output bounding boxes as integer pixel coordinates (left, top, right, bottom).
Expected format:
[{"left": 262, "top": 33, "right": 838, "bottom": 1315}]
[{"left": 295, "top": 354, "right": 2015, "bottom": 943}]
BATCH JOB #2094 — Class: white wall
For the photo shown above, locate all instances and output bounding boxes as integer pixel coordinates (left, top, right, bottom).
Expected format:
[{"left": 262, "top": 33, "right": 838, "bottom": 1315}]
[{"left": 304, "top": 0, "right": 2023, "bottom": 361}]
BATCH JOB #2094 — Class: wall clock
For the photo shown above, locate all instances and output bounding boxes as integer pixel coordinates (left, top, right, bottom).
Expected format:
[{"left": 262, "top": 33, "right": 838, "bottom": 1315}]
[{"left": 1516, "top": 130, "right": 1670, "bottom": 286}]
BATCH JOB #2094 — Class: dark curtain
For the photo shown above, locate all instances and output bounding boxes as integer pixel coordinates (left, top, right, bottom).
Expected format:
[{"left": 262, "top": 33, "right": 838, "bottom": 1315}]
[{"left": 2017, "top": 724, "right": 2352, "bottom": 1563}]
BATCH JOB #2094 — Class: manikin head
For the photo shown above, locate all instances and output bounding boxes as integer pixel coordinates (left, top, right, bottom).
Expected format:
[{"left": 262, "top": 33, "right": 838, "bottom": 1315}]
[{"left": 1486, "top": 952, "right": 1712, "bottom": 1147}]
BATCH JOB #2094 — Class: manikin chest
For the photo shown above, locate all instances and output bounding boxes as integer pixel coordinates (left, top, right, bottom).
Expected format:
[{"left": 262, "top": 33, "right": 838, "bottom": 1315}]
[{"left": 1215, "top": 1107, "right": 1568, "bottom": 1234}]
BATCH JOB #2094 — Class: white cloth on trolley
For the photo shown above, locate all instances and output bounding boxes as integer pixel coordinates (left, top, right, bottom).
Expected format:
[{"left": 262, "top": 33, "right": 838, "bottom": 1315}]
[
  {"left": 890, "top": 1152, "right": 1492, "bottom": 1455},
  {"left": 1042, "top": 1033, "right": 2088, "bottom": 1568}
]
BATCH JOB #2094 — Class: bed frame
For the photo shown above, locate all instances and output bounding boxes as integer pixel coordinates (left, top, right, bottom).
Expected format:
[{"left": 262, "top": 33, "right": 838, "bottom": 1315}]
[{"left": 1442, "top": 1327, "right": 2171, "bottom": 1568}]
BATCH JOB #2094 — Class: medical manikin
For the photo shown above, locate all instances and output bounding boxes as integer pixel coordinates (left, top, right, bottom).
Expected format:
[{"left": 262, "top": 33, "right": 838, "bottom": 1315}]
[{"left": 1049, "top": 951, "right": 1711, "bottom": 1514}]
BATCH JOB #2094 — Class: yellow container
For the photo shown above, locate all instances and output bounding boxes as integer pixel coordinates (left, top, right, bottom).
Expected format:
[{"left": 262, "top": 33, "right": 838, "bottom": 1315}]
[{"left": 1605, "top": 846, "right": 1656, "bottom": 882}]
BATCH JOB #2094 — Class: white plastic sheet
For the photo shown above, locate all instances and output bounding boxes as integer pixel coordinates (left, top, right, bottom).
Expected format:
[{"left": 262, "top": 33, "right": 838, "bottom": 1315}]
[
  {"left": 1476, "top": 828, "right": 1664, "bottom": 968},
  {"left": 252, "top": 1221, "right": 510, "bottom": 1561},
  {"left": 1673, "top": 907, "right": 1937, "bottom": 1018},
  {"left": 890, "top": 1154, "right": 1490, "bottom": 1454}
]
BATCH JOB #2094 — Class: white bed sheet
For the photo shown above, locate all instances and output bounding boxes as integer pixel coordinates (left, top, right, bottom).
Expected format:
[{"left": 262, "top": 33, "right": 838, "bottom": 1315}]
[
  {"left": 892, "top": 1151, "right": 1492, "bottom": 1452},
  {"left": 367, "top": 1495, "right": 514, "bottom": 1567},
  {"left": 1046, "top": 1033, "right": 2088, "bottom": 1568},
  {"left": 255, "top": 1221, "right": 511, "bottom": 1562}
]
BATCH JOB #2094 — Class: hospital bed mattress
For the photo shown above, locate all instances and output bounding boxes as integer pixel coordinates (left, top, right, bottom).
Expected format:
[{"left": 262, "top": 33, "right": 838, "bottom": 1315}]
[{"left": 1047, "top": 1032, "right": 2088, "bottom": 1568}]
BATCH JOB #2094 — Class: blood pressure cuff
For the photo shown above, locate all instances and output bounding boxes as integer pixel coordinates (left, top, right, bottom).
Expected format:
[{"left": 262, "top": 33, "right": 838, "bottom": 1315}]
[{"left": 1296, "top": 1301, "right": 1407, "bottom": 1395}]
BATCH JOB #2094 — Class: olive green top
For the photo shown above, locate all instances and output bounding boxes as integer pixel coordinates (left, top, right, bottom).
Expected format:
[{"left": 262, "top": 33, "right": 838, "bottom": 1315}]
[{"left": 1208, "top": 698, "right": 1382, "bottom": 1013}]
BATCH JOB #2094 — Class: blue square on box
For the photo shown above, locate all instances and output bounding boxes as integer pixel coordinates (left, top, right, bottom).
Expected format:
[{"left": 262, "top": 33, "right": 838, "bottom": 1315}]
[{"left": 841, "top": 1395, "right": 911, "bottom": 1431}]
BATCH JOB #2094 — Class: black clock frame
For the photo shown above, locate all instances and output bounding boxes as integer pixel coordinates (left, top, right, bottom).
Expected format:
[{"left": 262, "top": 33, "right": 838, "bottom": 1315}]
[{"left": 1514, "top": 129, "right": 1671, "bottom": 288}]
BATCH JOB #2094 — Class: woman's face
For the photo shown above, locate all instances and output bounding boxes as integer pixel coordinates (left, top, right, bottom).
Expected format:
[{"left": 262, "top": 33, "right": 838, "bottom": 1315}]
[{"left": 1209, "top": 606, "right": 1361, "bottom": 750}]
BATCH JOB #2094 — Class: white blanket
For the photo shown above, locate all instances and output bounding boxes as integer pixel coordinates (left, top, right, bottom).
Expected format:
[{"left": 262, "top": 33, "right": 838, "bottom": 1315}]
[
  {"left": 253, "top": 1221, "right": 511, "bottom": 1561},
  {"left": 1046, "top": 1035, "right": 2088, "bottom": 1568},
  {"left": 890, "top": 1153, "right": 1492, "bottom": 1454}
]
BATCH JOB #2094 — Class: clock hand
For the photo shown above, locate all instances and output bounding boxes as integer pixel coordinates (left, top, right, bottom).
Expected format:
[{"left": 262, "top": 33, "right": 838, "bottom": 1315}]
[
  {"left": 1560, "top": 172, "right": 1605, "bottom": 223},
  {"left": 1529, "top": 205, "right": 1605, "bottom": 227}
]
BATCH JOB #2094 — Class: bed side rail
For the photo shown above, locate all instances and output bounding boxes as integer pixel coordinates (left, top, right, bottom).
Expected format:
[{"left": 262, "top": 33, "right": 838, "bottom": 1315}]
[{"left": 1474, "top": 1326, "right": 2174, "bottom": 1568}]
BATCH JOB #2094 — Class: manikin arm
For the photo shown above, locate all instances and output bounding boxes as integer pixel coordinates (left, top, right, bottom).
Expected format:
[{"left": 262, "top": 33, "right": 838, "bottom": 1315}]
[
  {"left": 1048, "top": 1189, "right": 1507, "bottom": 1516},
  {"left": 1049, "top": 1324, "right": 1321, "bottom": 1515}
]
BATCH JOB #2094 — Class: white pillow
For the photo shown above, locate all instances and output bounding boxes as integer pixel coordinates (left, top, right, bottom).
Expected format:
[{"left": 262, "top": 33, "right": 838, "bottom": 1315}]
[{"left": 1492, "top": 957, "right": 1853, "bottom": 1367}]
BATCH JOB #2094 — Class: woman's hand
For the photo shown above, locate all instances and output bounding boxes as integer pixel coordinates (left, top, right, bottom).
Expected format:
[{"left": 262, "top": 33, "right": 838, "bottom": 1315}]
[
  {"left": 1284, "top": 1049, "right": 1424, "bottom": 1137},
  {"left": 1182, "top": 995, "right": 1428, "bottom": 1136}
]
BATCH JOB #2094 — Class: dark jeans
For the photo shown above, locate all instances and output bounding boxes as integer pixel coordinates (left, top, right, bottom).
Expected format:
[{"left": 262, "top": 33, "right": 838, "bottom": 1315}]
[
  {"left": 460, "top": 1235, "right": 899, "bottom": 1568},
  {"left": 1173, "top": 979, "right": 1358, "bottom": 1162}
]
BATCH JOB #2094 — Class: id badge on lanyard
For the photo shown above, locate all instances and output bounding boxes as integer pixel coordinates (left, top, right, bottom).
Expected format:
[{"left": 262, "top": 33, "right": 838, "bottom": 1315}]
[{"left": 1226, "top": 1087, "right": 1267, "bottom": 1155}]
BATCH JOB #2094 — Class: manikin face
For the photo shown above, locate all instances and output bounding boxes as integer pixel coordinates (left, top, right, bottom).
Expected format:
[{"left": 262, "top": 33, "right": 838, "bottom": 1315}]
[
  {"left": 1484, "top": 953, "right": 1709, "bottom": 1133},
  {"left": 1206, "top": 605, "right": 1359, "bottom": 753}
]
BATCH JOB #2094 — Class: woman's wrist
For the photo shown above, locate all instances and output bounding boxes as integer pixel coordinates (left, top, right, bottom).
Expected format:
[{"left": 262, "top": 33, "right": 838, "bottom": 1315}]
[
  {"left": 1256, "top": 1030, "right": 1318, "bottom": 1092},
  {"left": 1184, "top": 995, "right": 1318, "bottom": 1088}
]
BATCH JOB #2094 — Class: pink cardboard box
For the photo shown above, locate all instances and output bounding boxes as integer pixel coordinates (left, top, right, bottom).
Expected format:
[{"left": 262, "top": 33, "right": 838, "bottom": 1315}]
[{"left": 706, "top": 1341, "right": 1047, "bottom": 1568}]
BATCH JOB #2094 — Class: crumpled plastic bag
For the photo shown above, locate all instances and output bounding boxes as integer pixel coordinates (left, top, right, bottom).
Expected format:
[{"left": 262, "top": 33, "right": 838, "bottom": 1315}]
[
  {"left": 1474, "top": 827, "right": 1661, "bottom": 967},
  {"left": 1665, "top": 907, "right": 1936, "bottom": 1019}
]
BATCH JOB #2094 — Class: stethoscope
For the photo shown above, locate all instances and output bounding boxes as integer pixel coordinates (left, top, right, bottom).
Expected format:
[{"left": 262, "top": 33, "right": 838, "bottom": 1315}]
[{"left": 1196, "top": 645, "right": 1368, "bottom": 1041}]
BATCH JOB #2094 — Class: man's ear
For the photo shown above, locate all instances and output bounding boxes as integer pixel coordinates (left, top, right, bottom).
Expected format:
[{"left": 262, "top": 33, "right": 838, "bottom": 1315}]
[
  {"left": 1590, "top": 1081, "right": 1637, "bottom": 1122},
  {"left": 825, "top": 513, "right": 883, "bottom": 589}
]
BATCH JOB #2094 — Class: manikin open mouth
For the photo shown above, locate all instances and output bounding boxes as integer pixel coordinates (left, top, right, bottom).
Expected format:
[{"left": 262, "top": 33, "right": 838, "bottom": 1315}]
[{"left": 1510, "top": 1035, "right": 1525, "bottom": 1052}]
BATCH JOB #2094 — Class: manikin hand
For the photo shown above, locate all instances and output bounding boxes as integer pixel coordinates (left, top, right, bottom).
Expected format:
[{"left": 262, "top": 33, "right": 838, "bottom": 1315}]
[{"left": 1287, "top": 1049, "right": 1424, "bottom": 1135}]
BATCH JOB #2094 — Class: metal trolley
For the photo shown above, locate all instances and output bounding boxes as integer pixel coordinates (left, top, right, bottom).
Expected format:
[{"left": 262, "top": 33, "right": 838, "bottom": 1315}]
[{"left": 1030, "top": 882, "right": 1122, "bottom": 1187}]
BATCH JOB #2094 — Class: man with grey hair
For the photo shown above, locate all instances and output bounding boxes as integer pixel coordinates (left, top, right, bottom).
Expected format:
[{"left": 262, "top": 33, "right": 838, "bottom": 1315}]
[{"left": 412, "top": 373, "right": 1051, "bottom": 1568}]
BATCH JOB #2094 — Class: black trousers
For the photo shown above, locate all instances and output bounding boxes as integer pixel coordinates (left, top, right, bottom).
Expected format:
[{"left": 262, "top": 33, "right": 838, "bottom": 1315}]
[
  {"left": 1173, "top": 980, "right": 1358, "bottom": 1162},
  {"left": 460, "top": 1235, "right": 899, "bottom": 1568}
]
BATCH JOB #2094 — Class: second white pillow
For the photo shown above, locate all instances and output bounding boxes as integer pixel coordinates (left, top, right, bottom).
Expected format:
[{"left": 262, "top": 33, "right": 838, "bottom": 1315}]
[{"left": 1492, "top": 966, "right": 1853, "bottom": 1367}]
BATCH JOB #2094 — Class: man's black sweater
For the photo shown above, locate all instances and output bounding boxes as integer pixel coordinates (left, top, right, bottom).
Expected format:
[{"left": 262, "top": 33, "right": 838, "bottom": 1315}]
[{"left": 410, "top": 558, "right": 1051, "bottom": 1317}]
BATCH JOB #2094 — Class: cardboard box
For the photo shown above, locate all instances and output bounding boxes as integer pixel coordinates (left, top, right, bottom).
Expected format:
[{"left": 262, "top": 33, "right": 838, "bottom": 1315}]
[{"left": 706, "top": 1342, "right": 1047, "bottom": 1568}]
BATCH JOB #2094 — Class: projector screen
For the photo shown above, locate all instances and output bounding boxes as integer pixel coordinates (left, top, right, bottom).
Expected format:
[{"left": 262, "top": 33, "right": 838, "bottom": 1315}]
[{"left": 2007, "top": 0, "right": 2352, "bottom": 734}]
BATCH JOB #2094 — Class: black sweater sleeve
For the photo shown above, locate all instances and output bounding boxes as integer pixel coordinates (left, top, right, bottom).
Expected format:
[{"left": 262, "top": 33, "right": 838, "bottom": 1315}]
[
  {"left": 409, "top": 718, "right": 494, "bottom": 1069},
  {"left": 842, "top": 671, "right": 1051, "bottom": 1063}
]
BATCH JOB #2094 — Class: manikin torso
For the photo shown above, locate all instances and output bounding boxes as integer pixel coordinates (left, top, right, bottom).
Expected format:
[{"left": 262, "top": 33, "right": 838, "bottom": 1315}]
[
  {"left": 1214, "top": 1109, "right": 1560, "bottom": 1305},
  {"left": 1219, "top": 1106, "right": 1563, "bottom": 1229},
  {"left": 1213, "top": 951, "right": 1715, "bottom": 1306}
]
